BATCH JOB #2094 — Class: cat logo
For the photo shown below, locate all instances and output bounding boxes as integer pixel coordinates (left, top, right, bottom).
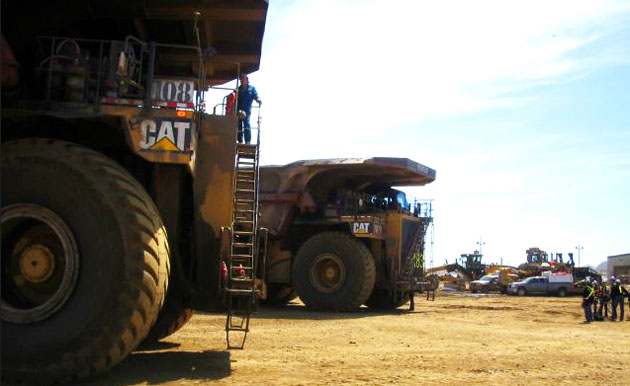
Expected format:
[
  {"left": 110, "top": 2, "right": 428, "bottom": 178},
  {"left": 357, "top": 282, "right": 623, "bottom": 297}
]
[
  {"left": 352, "top": 222, "right": 371, "bottom": 234},
  {"left": 139, "top": 118, "right": 192, "bottom": 152}
]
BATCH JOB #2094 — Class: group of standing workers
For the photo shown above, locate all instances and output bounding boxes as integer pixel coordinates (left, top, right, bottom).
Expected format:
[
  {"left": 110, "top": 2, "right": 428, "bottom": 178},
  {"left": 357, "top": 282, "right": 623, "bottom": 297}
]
[{"left": 582, "top": 276, "right": 629, "bottom": 323}]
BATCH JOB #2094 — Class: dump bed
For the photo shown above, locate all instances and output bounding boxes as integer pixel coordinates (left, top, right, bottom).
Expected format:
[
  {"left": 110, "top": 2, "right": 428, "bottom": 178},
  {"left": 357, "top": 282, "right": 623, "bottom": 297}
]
[
  {"left": 260, "top": 157, "right": 436, "bottom": 193},
  {"left": 259, "top": 157, "right": 436, "bottom": 236}
]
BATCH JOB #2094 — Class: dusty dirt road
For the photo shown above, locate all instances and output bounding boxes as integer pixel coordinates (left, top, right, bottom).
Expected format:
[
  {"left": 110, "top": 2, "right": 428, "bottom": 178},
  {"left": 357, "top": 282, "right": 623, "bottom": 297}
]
[{"left": 77, "top": 293, "right": 630, "bottom": 386}]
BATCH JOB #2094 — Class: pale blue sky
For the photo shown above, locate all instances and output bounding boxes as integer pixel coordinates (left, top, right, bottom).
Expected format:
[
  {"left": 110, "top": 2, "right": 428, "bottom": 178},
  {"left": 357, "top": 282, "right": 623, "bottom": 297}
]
[{"left": 244, "top": 0, "right": 630, "bottom": 268}]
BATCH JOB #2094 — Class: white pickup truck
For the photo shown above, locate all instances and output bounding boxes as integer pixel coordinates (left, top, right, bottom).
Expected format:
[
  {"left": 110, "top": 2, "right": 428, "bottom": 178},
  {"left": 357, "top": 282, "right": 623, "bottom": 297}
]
[{"left": 507, "top": 273, "right": 574, "bottom": 297}]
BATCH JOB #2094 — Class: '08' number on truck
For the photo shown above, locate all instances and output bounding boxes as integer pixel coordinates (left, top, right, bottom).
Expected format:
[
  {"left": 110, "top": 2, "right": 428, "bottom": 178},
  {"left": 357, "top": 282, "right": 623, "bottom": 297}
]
[{"left": 152, "top": 79, "right": 195, "bottom": 104}]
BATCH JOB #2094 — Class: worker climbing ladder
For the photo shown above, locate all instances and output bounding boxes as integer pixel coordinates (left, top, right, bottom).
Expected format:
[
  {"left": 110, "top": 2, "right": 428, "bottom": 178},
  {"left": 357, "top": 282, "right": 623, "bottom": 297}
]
[{"left": 224, "top": 116, "right": 266, "bottom": 349}]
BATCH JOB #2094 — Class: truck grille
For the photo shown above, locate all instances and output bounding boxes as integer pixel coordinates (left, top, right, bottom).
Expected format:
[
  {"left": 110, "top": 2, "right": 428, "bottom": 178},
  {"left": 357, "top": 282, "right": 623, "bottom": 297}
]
[{"left": 401, "top": 219, "right": 424, "bottom": 261}]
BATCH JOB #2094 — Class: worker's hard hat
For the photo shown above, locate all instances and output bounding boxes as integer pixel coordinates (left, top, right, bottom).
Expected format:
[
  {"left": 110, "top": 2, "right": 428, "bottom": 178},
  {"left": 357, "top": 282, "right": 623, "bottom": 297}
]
[
  {"left": 615, "top": 279, "right": 621, "bottom": 284},
  {"left": 592, "top": 280, "right": 598, "bottom": 287}
]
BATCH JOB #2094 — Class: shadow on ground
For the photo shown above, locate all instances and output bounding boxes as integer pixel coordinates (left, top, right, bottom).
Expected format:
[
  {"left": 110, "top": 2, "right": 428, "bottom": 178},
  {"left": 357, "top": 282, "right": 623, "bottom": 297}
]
[
  {"left": 252, "top": 303, "right": 417, "bottom": 320},
  {"left": 69, "top": 348, "right": 231, "bottom": 386}
]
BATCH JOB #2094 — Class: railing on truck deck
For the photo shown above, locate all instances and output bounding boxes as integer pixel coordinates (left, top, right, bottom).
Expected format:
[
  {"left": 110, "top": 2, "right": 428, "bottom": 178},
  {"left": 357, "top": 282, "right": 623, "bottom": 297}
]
[{"left": 34, "top": 36, "right": 207, "bottom": 113}]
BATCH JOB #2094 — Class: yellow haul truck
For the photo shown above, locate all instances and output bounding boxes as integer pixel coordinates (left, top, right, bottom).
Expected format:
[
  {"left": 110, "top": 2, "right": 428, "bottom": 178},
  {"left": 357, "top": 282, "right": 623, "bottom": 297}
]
[
  {"left": 259, "top": 158, "right": 438, "bottom": 310},
  {"left": 1, "top": 1, "right": 268, "bottom": 383}
]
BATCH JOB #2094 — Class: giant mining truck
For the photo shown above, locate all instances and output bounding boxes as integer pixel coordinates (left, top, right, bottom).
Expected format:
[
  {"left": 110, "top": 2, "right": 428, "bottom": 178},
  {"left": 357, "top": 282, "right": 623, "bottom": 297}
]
[
  {"left": 1, "top": 1, "right": 268, "bottom": 383},
  {"left": 258, "top": 158, "right": 438, "bottom": 311}
]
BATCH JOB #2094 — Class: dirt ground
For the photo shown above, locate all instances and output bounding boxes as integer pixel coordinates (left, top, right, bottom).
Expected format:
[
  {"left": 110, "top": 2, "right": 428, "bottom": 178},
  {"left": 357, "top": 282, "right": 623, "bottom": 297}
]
[{"left": 78, "top": 292, "right": 630, "bottom": 386}]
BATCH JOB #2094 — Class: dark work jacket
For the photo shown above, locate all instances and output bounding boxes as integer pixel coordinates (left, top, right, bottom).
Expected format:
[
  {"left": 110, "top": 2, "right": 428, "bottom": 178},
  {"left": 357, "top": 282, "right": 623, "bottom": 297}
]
[
  {"left": 610, "top": 284, "right": 624, "bottom": 298},
  {"left": 237, "top": 85, "right": 259, "bottom": 114}
]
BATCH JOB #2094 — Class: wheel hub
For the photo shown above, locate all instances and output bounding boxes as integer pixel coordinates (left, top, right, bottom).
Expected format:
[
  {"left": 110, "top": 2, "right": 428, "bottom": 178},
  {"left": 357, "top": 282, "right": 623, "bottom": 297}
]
[
  {"left": 1, "top": 204, "right": 80, "bottom": 324},
  {"left": 19, "top": 244, "right": 56, "bottom": 283},
  {"left": 309, "top": 253, "right": 345, "bottom": 293}
]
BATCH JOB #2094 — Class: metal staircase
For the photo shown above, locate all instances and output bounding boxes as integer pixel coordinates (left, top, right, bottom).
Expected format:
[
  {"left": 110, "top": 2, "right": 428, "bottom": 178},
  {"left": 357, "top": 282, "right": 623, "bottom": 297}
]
[{"left": 224, "top": 141, "right": 262, "bottom": 349}]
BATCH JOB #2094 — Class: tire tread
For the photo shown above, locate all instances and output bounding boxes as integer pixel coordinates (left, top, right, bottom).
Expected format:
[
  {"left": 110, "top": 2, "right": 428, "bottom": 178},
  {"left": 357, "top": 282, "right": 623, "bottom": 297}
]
[{"left": 1, "top": 139, "right": 170, "bottom": 385}]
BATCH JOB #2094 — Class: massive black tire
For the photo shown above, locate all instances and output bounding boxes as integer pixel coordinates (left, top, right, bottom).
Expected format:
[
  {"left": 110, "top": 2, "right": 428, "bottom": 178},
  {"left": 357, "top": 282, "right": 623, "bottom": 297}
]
[
  {"left": 145, "top": 294, "right": 193, "bottom": 342},
  {"left": 365, "top": 288, "right": 410, "bottom": 310},
  {"left": 292, "top": 232, "right": 375, "bottom": 311},
  {"left": 1, "top": 139, "right": 169, "bottom": 385},
  {"left": 262, "top": 284, "right": 298, "bottom": 306}
]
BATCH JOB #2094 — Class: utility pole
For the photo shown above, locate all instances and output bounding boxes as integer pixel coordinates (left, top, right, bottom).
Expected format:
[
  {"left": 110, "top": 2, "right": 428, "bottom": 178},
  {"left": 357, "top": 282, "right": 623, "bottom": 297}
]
[
  {"left": 476, "top": 236, "right": 486, "bottom": 255},
  {"left": 575, "top": 245, "right": 584, "bottom": 267}
]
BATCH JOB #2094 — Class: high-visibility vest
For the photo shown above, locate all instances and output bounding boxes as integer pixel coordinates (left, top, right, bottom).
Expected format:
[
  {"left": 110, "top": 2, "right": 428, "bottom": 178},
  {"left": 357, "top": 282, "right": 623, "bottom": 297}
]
[{"left": 586, "top": 286, "right": 595, "bottom": 299}]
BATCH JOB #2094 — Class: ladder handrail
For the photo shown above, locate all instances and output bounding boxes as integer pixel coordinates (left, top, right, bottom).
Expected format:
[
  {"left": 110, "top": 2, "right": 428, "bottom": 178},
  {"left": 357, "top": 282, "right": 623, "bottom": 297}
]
[{"left": 224, "top": 108, "right": 263, "bottom": 350}]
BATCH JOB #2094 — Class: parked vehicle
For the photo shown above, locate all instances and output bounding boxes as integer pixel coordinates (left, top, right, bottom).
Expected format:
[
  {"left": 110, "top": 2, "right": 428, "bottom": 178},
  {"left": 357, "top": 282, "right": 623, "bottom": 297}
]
[
  {"left": 470, "top": 271, "right": 515, "bottom": 294},
  {"left": 471, "top": 275, "right": 501, "bottom": 293},
  {"left": 507, "top": 272, "right": 573, "bottom": 296},
  {"left": 259, "top": 158, "right": 438, "bottom": 311},
  {"left": 1, "top": 1, "right": 269, "bottom": 383}
]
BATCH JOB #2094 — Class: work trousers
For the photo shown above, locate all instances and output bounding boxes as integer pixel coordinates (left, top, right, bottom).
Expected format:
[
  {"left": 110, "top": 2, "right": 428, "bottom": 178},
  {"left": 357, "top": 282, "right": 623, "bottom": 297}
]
[
  {"left": 597, "top": 300, "right": 609, "bottom": 320},
  {"left": 583, "top": 302, "right": 593, "bottom": 322},
  {"left": 611, "top": 296, "right": 625, "bottom": 321},
  {"left": 238, "top": 113, "right": 252, "bottom": 144}
]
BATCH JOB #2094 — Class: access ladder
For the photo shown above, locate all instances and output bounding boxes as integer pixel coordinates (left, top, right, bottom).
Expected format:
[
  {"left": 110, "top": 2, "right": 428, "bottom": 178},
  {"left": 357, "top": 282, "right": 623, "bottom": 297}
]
[{"left": 224, "top": 142, "right": 262, "bottom": 349}]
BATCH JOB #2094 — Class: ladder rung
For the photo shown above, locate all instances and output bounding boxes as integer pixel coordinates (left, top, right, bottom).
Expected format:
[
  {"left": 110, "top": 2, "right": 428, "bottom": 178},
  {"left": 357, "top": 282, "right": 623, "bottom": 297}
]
[
  {"left": 233, "top": 243, "right": 253, "bottom": 247},
  {"left": 226, "top": 325, "right": 249, "bottom": 332},
  {"left": 236, "top": 189, "right": 255, "bottom": 193},
  {"left": 231, "top": 278, "right": 255, "bottom": 283},
  {"left": 226, "top": 288, "right": 259, "bottom": 295},
  {"left": 234, "top": 231, "right": 254, "bottom": 235},
  {"left": 231, "top": 254, "right": 254, "bottom": 258}
]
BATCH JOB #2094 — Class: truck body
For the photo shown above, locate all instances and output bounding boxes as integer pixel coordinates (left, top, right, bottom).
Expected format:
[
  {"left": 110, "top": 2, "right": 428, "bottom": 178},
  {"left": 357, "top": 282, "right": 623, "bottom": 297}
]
[
  {"left": 1, "top": 1, "right": 268, "bottom": 383},
  {"left": 470, "top": 267, "right": 519, "bottom": 293},
  {"left": 258, "top": 157, "right": 438, "bottom": 310},
  {"left": 507, "top": 273, "right": 574, "bottom": 297},
  {"left": 470, "top": 272, "right": 511, "bottom": 294}
]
